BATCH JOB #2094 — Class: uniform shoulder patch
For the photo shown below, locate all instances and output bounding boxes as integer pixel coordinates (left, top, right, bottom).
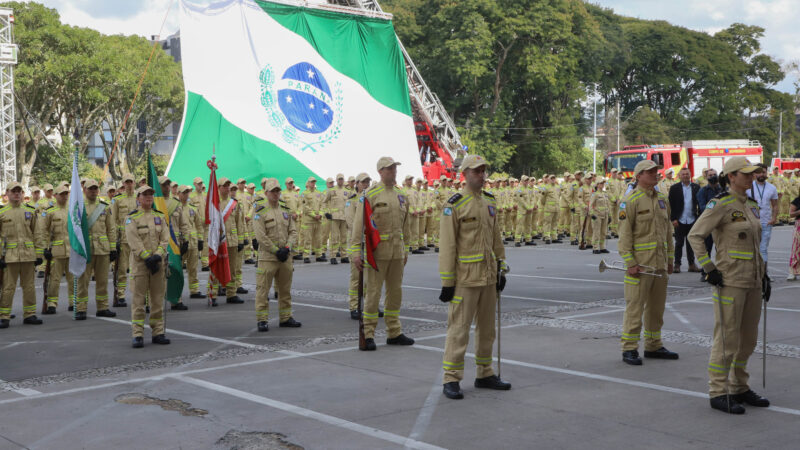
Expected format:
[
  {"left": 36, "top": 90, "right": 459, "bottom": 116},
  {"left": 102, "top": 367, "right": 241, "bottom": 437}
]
[
  {"left": 348, "top": 193, "right": 357, "bottom": 199},
  {"left": 713, "top": 192, "right": 730, "bottom": 200},
  {"left": 23, "top": 203, "right": 36, "bottom": 211},
  {"left": 447, "top": 193, "right": 463, "bottom": 204},
  {"left": 99, "top": 200, "right": 109, "bottom": 206},
  {"left": 254, "top": 204, "right": 265, "bottom": 213},
  {"left": 482, "top": 190, "right": 494, "bottom": 198},
  {"left": 46, "top": 206, "right": 58, "bottom": 213},
  {"left": 128, "top": 209, "right": 139, "bottom": 216}
]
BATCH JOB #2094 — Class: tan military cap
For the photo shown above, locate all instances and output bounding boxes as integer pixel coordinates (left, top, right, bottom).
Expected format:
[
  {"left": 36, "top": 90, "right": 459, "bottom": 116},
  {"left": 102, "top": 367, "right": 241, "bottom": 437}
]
[
  {"left": 135, "top": 185, "right": 155, "bottom": 196},
  {"left": 138, "top": 176, "right": 147, "bottom": 183},
  {"left": 610, "top": 168, "right": 618, "bottom": 173},
  {"left": 520, "top": 175, "right": 529, "bottom": 181},
  {"left": 30, "top": 185, "right": 40, "bottom": 192},
  {"left": 158, "top": 175, "right": 170, "bottom": 185},
  {"left": 84, "top": 178, "right": 99, "bottom": 189},
  {"left": 355, "top": 172, "right": 371, "bottom": 182},
  {"left": 326, "top": 177, "right": 334, "bottom": 183},
  {"left": 439, "top": 175, "right": 447, "bottom": 181},
  {"left": 5, "top": 181, "right": 22, "bottom": 191},
  {"left": 721, "top": 156, "right": 758, "bottom": 175},
  {"left": 336, "top": 173, "right": 344, "bottom": 180},
  {"left": 285, "top": 177, "right": 295, "bottom": 184},
  {"left": 377, "top": 156, "right": 401, "bottom": 171},
  {"left": 178, "top": 185, "right": 192, "bottom": 193},
  {"left": 307, "top": 176, "right": 317, "bottom": 183},
  {"left": 633, "top": 160, "right": 662, "bottom": 177},
  {"left": 563, "top": 171, "right": 571, "bottom": 177},
  {"left": 54, "top": 185, "right": 70, "bottom": 195},
  {"left": 347, "top": 176, "right": 355, "bottom": 182},
  {"left": 574, "top": 170, "right": 584, "bottom": 177},
  {"left": 415, "top": 178, "right": 424, "bottom": 184},
  {"left": 460, "top": 154, "right": 489, "bottom": 172},
  {"left": 43, "top": 183, "right": 54, "bottom": 191},
  {"left": 218, "top": 177, "right": 232, "bottom": 186},
  {"left": 193, "top": 176, "right": 204, "bottom": 184},
  {"left": 404, "top": 174, "right": 414, "bottom": 180},
  {"left": 237, "top": 178, "right": 246, "bottom": 184},
  {"left": 247, "top": 183, "right": 255, "bottom": 189},
  {"left": 664, "top": 167, "right": 675, "bottom": 175},
  {"left": 265, "top": 178, "right": 280, "bottom": 191}
]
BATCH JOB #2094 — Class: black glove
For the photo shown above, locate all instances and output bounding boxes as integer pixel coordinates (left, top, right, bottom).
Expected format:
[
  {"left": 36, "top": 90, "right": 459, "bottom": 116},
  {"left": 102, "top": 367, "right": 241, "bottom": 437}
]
[
  {"left": 439, "top": 286, "right": 455, "bottom": 302},
  {"left": 591, "top": 215, "right": 597, "bottom": 220},
  {"left": 0, "top": 258, "right": 6, "bottom": 269},
  {"left": 197, "top": 240, "right": 203, "bottom": 251},
  {"left": 243, "top": 239, "right": 249, "bottom": 246},
  {"left": 35, "top": 257, "right": 43, "bottom": 266},
  {"left": 496, "top": 273, "right": 507, "bottom": 292},
  {"left": 116, "top": 242, "right": 121, "bottom": 253},
  {"left": 180, "top": 241, "right": 189, "bottom": 256},
  {"left": 44, "top": 249, "right": 53, "bottom": 261},
  {"left": 109, "top": 250, "right": 118, "bottom": 262},
  {"left": 705, "top": 269, "right": 723, "bottom": 287},
  {"left": 237, "top": 243, "right": 244, "bottom": 252},
  {"left": 275, "top": 247, "right": 290, "bottom": 262},
  {"left": 570, "top": 208, "right": 575, "bottom": 213},
  {"left": 145, "top": 254, "right": 162, "bottom": 275},
  {"left": 762, "top": 275, "right": 771, "bottom": 302},
  {"left": 324, "top": 213, "right": 333, "bottom": 220},
  {"left": 252, "top": 239, "right": 259, "bottom": 251}
]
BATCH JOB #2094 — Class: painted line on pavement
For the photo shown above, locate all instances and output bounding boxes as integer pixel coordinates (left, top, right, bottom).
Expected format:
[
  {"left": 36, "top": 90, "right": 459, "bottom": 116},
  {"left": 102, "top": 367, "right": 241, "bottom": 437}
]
[
  {"left": 403, "top": 285, "right": 581, "bottom": 305},
  {"left": 507, "top": 273, "right": 693, "bottom": 289},
  {"left": 93, "top": 316, "right": 265, "bottom": 349},
  {"left": 293, "top": 301, "right": 439, "bottom": 323},
  {"left": 178, "top": 376, "right": 445, "bottom": 450},
  {"left": 561, "top": 307, "right": 624, "bottom": 319},
  {"left": 666, "top": 304, "right": 702, "bottom": 334},
  {"left": 412, "top": 344, "right": 800, "bottom": 417},
  {"left": 0, "top": 378, "right": 41, "bottom": 397},
  {"left": 685, "top": 300, "right": 800, "bottom": 314},
  {"left": 406, "top": 370, "right": 445, "bottom": 446}
]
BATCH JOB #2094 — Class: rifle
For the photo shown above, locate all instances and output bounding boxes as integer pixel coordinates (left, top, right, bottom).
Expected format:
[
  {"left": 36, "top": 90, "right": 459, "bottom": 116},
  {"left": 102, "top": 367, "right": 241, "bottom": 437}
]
[
  {"left": 578, "top": 211, "right": 590, "bottom": 250},
  {"left": 41, "top": 253, "right": 52, "bottom": 314},
  {"left": 496, "top": 262, "right": 503, "bottom": 379},
  {"left": 112, "top": 239, "right": 119, "bottom": 306},
  {"left": 762, "top": 273, "right": 771, "bottom": 388}
]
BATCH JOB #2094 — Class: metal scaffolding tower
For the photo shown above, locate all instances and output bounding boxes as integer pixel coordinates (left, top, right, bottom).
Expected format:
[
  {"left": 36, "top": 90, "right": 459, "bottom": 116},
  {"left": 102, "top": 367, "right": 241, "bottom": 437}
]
[
  {"left": 0, "top": 7, "right": 16, "bottom": 191},
  {"left": 328, "top": 0, "right": 463, "bottom": 161}
]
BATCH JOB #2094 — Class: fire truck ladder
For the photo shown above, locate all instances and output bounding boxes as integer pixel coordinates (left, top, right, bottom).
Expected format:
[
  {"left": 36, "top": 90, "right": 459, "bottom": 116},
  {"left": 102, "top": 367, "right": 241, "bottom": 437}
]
[{"left": 328, "top": 0, "right": 463, "bottom": 163}]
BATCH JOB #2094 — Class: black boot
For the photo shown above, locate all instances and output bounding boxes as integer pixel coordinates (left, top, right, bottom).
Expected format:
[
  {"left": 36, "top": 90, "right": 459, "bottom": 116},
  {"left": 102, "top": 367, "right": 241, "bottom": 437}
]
[
  {"left": 190, "top": 292, "right": 206, "bottom": 299},
  {"left": 145, "top": 306, "right": 150, "bottom": 313},
  {"left": 474, "top": 375, "right": 511, "bottom": 390},
  {"left": 411, "top": 249, "right": 424, "bottom": 254},
  {"left": 0, "top": 319, "right": 9, "bottom": 328},
  {"left": 734, "top": 389, "right": 770, "bottom": 407},
  {"left": 644, "top": 347, "right": 679, "bottom": 360},
  {"left": 152, "top": 334, "right": 171, "bottom": 345},
  {"left": 443, "top": 382, "right": 464, "bottom": 399},
  {"left": 210, "top": 298, "right": 219, "bottom": 307},
  {"left": 68, "top": 305, "right": 74, "bottom": 311},
  {"left": 316, "top": 254, "right": 328, "bottom": 262},
  {"left": 132, "top": 337, "right": 144, "bottom": 348},
  {"left": 44, "top": 306, "right": 56, "bottom": 315},
  {"left": 257, "top": 321, "right": 269, "bottom": 332},
  {"left": 171, "top": 303, "right": 189, "bottom": 311},
  {"left": 601, "top": 249, "right": 610, "bottom": 253},
  {"left": 361, "top": 338, "right": 376, "bottom": 351},
  {"left": 378, "top": 309, "right": 384, "bottom": 318},
  {"left": 293, "top": 254, "right": 303, "bottom": 261},
  {"left": 303, "top": 257, "right": 311, "bottom": 264},
  {"left": 514, "top": 242, "right": 521, "bottom": 247},
  {"left": 37, "top": 271, "right": 45, "bottom": 278},
  {"left": 279, "top": 317, "right": 302, "bottom": 328},
  {"left": 435, "top": 248, "right": 439, "bottom": 253},
  {"left": 330, "top": 258, "right": 338, "bottom": 265},
  {"left": 593, "top": 250, "right": 600, "bottom": 254},
  {"left": 622, "top": 350, "right": 642, "bottom": 365},
  {"left": 350, "top": 310, "right": 360, "bottom": 320},
  {"left": 201, "top": 266, "right": 210, "bottom": 272},
  {"left": 386, "top": 334, "right": 414, "bottom": 345},
  {"left": 113, "top": 298, "right": 127, "bottom": 307},
  {"left": 23, "top": 315, "right": 43, "bottom": 325},
  {"left": 341, "top": 257, "right": 350, "bottom": 264},
  {"left": 236, "top": 287, "right": 248, "bottom": 294},
  {"left": 571, "top": 239, "right": 578, "bottom": 245},
  {"left": 545, "top": 239, "right": 552, "bottom": 245},
  {"left": 75, "top": 311, "right": 87, "bottom": 321},
  {"left": 226, "top": 296, "right": 244, "bottom": 304},
  {"left": 96, "top": 309, "right": 117, "bottom": 317},
  {"left": 710, "top": 395, "right": 745, "bottom": 414}
]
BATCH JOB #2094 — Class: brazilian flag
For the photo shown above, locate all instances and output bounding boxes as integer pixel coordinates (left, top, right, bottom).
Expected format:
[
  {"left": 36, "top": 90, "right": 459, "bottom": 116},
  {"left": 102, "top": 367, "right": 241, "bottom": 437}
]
[{"left": 147, "top": 151, "right": 184, "bottom": 305}]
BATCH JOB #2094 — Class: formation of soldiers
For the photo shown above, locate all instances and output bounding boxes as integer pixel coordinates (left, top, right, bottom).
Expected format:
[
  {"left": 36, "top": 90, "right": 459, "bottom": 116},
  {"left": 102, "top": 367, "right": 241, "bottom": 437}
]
[{"left": 768, "top": 167, "right": 800, "bottom": 225}]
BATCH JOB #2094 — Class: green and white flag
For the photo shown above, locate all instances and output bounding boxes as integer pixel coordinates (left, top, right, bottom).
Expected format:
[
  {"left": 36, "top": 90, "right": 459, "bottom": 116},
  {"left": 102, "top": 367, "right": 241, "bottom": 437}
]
[
  {"left": 68, "top": 150, "right": 90, "bottom": 277},
  {"left": 166, "top": 0, "right": 421, "bottom": 187}
]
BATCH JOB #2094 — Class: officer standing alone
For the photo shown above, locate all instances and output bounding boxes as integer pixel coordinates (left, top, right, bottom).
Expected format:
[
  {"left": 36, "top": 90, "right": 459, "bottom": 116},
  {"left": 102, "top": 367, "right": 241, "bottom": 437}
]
[{"left": 438, "top": 154, "right": 511, "bottom": 399}]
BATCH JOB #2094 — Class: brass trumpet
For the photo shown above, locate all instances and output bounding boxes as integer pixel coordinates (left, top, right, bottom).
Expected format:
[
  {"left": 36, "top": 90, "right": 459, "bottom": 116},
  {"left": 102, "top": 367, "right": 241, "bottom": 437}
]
[{"left": 598, "top": 259, "right": 663, "bottom": 277}]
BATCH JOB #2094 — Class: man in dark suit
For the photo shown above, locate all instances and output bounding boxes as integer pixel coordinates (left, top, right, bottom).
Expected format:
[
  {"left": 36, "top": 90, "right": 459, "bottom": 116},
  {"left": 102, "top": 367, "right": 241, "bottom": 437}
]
[{"left": 668, "top": 168, "right": 701, "bottom": 273}]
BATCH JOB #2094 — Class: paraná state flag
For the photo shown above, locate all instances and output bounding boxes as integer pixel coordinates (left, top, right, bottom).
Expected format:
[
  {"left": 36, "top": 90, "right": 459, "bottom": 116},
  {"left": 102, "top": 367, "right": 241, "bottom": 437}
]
[{"left": 166, "top": 0, "right": 421, "bottom": 188}]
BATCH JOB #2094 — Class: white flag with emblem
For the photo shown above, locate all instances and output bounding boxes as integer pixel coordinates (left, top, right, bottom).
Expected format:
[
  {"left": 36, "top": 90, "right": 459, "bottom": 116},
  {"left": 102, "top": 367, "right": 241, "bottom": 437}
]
[{"left": 67, "top": 150, "right": 91, "bottom": 276}]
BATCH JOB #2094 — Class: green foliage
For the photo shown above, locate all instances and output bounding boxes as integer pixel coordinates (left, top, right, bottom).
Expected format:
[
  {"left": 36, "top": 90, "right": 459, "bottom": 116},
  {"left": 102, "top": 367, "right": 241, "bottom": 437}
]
[
  {"left": 132, "top": 154, "right": 170, "bottom": 180},
  {"left": 623, "top": 107, "right": 676, "bottom": 145},
  {"left": 30, "top": 143, "right": 104, "bottom": 187}
]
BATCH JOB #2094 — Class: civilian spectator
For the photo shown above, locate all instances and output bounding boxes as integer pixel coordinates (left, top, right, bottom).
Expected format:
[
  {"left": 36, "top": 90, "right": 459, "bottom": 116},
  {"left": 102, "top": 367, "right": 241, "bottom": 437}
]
[
  {"left": 668, "top": 167, "right": 701, "bottom": 273},
  {"left": 788, "top": 194, "right": 800, "bottom": 281},
  {"left": 746, "top": 164, "right": 779, "bottom": 263}
]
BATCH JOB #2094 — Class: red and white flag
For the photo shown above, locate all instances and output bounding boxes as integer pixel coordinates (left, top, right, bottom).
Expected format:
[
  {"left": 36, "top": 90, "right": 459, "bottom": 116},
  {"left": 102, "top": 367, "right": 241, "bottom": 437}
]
[
  {"left": 363, "top": 197, "right": 381, "bottom": 271},
  {"left": 205, "top": 157, "right": 231, "bottom": 287}
]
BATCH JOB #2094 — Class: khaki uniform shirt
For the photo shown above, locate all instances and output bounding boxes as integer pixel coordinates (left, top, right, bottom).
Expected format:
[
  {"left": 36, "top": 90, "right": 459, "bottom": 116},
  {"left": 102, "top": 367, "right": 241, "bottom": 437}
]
[
  {"left": 590, "top": 191, "right": 610, "bottom": 220},
  {"left": 112, "top": 191, "right": 138, "bottom": 244},
  {"left": 84, "top": 198, "right": 115, "bottom": 255},
  {"left": 301, "top": 188, "right": 325, "bottom": 223},
  {"left": 0, "top": 203, "right": 39, "bottom": 263},
  {"left": 688, "top": 191, "right": 764, "bottom": 289},
  {"left": 124, "top": 208, "right": 169, "bottom": 263},
  {"left": 350, "top": 183, "right": 409, "bottom": 260},
  {"left": 438, "top": 189, "right": 505, "bottom": 288},
  {"left": 253, "top": 199, "right": 297, "bottom": 260},
  {"left": 324, "top": 186, "right": 348, "bottom": 220},
  {"left": 617, "top": 186, "right": 674, "bottom": 271},
  {"left": 539, "top": 184, "right": 558, "bottom": 212},
  {"left": 35, "top": 205, "right": 70, "bottom": 258},
  {"left": 219, "top": 195, "right": 244, "bottom": 245}
]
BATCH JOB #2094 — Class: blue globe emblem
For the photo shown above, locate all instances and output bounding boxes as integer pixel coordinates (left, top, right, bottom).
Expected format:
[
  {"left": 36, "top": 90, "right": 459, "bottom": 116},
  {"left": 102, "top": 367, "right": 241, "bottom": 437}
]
[{"left": 277, "top": 62, "right": 334, "bottom": 135}]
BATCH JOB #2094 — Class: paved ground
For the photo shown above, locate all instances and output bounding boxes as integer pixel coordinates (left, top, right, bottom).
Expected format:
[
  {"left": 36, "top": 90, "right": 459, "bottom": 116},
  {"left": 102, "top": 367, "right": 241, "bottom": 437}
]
[{"left": 1, "top": 226, "right": 799, "bottom": 450}]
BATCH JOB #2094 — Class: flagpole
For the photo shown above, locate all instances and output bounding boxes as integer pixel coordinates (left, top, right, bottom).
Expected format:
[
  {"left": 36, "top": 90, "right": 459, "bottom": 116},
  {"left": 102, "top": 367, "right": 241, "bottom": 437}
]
[{"left": 72, "top": 148, "right": 78, "bottom": 320}]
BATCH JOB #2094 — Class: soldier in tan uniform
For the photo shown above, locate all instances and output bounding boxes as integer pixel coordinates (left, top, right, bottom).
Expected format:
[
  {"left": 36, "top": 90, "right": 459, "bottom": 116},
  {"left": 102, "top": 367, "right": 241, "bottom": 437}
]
[
  {"left": 281, "top": 178, "right": 302, "bottom": 261},
  {"left": 253, "top": 178, "right": 301, "bottom": 331},
  {"left": 439, "top": 154, "right": 510, "bottom": 399},
  {"left": 558, "top": 172, "right": 572, "bottom": 239},
  {"left": 36, "top": 186, "right": 76, "bottom": 314},
  {"left": 0, "top": 182, "right": 43, "bottom": 327},
  {"left": 570, "top": 171, "right": 584, "bottom": 244},
  {"left": 351, "top": 156, "right": 414, "bottom": 350},
  {"left": 324, "top": 174, "right": 348, "bottom": 264},
  {"left": 111, "top": 174, "right": 137, "bottom": 307},
  {"left": 695, "top": 168, "right": 709, "bottom": 188},
  {"left": 540, "top": 174, "right": 561, "bottom": 244},
  {"left": 345, "top": 172, "right": 371, "bottom": 318},
  {"left": 229, "top": 182, "right": 249, "bottom": 296},
  {"left": 179, "top": 186, "right": 206, "bottom": 300},
  {"left": 215, "top": 178, "right": 245, "bottom": 303},
  {"left": 589, "top": 178, "right": 610, "bottom": 254},
  {"left": 402, "top": 175, "right": 421, "bottom": 254},
  {"left": 608, "top": 169, "right": 622, "bottom": 238},
  {"left": 126, "top": 185, "right": 171, "bottom": 348},
  {"left": 75, "top": 179, "right": 117, "bottom": 318},
  {"left": 158, "top": 176, "right": 190, "bottom": 311},
  {"left": 618, "top": 160, "right": 677, "bottom": 365},
  {"left": 688, "top": 156, "right": 769, "bottom": 414},
  {"left": 189, "top": 177, "right": 208, "bottom": 271},
  {"left": 301, "top": 177, "right": 326, "bottom": 262}
]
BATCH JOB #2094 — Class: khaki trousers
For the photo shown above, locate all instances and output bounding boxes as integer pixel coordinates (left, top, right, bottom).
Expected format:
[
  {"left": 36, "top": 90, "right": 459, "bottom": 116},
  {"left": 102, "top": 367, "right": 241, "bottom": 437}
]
[
  {"left": 225, "top": 244, "right": 239, "bottom": 297},
  {"left": 408, "top": 215, "right": 419, "bottom": 249},
  {"left": 708, "top": 286, "right": 761, "bottom": 398},
  {"left": 609, "top": 201, "right": 619, "bottom": 233},
  {"left": 570, "top": 208, "right": 583, "bottom": 237},
  {"left": 364, "top": 258, "right": 404, "bottom": 339},
  {"left": 515, "top": 212, "right": 527, "bottom": 242},
  {"left": 130, "top": 259, "right": 166, "bottom": 338},
  {"left": 429, "top": 215, "right": 440, "bottom": 246},
  {"left": 329, "top": 219, "right": 347, "bottom": 256},
  {"left": 349, "top": 260, "right": 359, "bottom": 311},
  {"left": 255, "top": 259, "right": 294, "bottom": 322},
  {"left": 46, "top": 257, "right": 75, "bottom": 308},
  {"left": 591, "top": 217, "right": 608, "bottom": 250},
  {"left": 531, "top": 209, "right": 539, "bottom": 235},
  {"left": 116, "top": 242, "right": 131, "bottom": 298},
  {"left": 77, "top": 254, "right": 110, "bottom": 311},
  {"left": 236, "top": 242, "right": 244, "bottom": 289},
  {"left": 621, "top": 270, "right": 668, "bottom": 351},
  {"left": 442, "top": 284, "right": 497, "bottom": 383},
  {"left": 542, "top": 210, "right": 558, "bottom": 239},
  {"left": 1, "top": 261, "right": 36, "bottom": 319},
  {"left": 183, "top": 245, "right": 199, "bottom": 294},
  {"left": 559, "top": 206, "right": 571, "bottom": 234},
  {"left": 320, "top": 219, "right": 330, "bottom": 255},
  {"left": 302, "top": 219, "right": 322, "bottom": 258}
]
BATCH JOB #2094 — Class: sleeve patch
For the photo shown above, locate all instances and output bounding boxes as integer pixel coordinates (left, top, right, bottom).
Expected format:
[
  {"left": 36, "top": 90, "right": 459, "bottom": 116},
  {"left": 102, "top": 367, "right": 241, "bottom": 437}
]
[
  {"left": 706, "top": 200, "right": 716, "bottom": 210},
  {"left": 125, "top": 218, "right": 132, "bottom": 224},
  {"left": 443, "top": 207, "right": 453, "bottom": 216}
]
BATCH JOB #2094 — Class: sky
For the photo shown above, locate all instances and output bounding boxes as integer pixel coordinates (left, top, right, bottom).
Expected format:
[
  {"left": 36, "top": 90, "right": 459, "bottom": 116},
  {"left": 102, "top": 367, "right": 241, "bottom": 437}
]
[{"left": 21, "top": 0, "right": 800, "bottom": 93}]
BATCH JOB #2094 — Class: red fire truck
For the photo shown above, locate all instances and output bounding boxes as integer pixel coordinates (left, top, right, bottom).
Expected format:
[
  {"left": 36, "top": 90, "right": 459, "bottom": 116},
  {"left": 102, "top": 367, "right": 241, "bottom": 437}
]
[
  {"left": 415, "top": 121, "right": 458, "bottom": 184},
  {"left": 604, "top": 140, "right": 763, "bottom": 180},
  {"left": 770, "top": 157, "right": 800, "bottom": 173}
]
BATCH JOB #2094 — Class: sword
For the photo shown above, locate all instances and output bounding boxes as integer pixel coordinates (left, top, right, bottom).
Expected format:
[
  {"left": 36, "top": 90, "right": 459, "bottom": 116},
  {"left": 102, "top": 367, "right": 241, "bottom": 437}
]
[{"left": 762, "top": 274, "right": 771, "bottom": 389}]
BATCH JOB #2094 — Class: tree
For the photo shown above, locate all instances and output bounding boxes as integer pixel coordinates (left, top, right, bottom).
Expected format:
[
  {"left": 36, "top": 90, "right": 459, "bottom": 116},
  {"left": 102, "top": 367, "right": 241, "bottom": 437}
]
[{"left": 623, "top": 107, "right": 676, "bottom": 145}]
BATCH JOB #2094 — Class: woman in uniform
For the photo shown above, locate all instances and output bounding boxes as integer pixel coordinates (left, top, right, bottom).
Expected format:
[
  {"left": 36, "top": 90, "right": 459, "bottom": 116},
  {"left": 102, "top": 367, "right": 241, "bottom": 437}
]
[
  {"left": 590, "top": 178, "right": 610, "bottom": 254},
  {"left": 688, "top": 156, "right": 768, "bottom": 414}
]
